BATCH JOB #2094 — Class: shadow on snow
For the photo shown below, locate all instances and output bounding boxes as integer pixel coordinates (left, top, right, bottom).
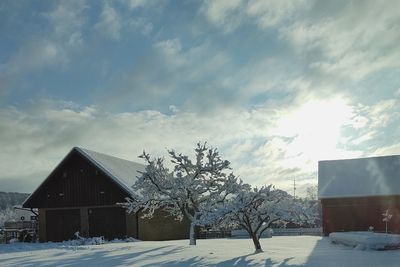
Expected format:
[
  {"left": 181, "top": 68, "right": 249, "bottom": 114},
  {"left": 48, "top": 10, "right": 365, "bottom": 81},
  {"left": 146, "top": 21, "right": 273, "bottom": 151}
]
[{"left": 2, "top": 237, "right": 400, "bottom": 266}]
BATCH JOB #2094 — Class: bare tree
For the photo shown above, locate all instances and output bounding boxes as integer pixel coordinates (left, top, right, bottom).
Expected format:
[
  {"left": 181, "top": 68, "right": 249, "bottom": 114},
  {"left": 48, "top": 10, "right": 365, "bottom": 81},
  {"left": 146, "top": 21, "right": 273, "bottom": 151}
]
[{"left": 305, "top": 184, "right": 318, "bottom": 201}]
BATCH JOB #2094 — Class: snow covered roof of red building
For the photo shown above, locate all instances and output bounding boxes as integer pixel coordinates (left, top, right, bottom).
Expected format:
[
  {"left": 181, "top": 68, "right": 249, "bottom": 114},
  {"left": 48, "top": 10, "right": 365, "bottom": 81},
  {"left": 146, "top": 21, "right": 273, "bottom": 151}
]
[{"left": 318, "top": 155, "right": 400, "bottom": 199}]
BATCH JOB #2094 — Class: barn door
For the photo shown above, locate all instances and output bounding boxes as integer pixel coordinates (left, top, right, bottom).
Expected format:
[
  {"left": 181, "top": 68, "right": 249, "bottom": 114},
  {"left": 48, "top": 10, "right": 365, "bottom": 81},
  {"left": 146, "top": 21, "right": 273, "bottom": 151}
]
[
  {"left": 88, "top": 207, "right": 126, "bottom": 240},
  {"left": 46, "top": 209, "right": 80, "bottom": 242}
]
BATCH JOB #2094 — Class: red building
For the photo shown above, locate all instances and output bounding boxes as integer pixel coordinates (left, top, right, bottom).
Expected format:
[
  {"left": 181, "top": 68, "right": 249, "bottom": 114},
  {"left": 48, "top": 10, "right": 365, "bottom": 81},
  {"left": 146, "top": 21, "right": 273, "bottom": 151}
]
[{"left": 319, "top": 155, "right": 400, "bottom": 235}]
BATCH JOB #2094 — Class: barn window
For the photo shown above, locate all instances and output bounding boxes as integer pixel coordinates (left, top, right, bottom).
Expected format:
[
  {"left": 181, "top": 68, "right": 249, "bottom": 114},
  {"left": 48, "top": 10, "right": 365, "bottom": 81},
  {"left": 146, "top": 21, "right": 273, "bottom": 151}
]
[
  {"left": 100, "top": 191, "right": 105, "bottom": 194},
  {"left": 59, "top": 193, "right": 64, "bottom": 197}
]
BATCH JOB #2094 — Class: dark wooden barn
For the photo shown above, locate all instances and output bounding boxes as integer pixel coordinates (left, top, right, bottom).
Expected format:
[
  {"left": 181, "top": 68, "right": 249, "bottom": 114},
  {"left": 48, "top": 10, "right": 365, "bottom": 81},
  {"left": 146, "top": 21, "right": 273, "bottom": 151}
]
[
  {"left": 23, "top": 147, "right": 190, "bottom": 242},
  {"left": 318, "top": 155, "right": 400, "bottom": 235}
]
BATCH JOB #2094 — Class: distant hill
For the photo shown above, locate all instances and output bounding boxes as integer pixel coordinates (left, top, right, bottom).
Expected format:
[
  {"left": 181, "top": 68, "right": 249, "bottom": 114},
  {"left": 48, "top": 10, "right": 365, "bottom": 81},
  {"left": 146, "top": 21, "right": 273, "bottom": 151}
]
[{"left": 0, "top": 192, "right": 30, "bottom": 210}]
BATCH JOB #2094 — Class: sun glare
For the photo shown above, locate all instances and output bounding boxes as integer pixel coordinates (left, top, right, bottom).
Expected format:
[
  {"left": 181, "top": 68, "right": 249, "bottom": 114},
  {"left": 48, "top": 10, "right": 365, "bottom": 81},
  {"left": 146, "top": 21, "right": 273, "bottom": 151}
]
[{"left": 274, "top": 97, "right": 355, "bottom": 171}]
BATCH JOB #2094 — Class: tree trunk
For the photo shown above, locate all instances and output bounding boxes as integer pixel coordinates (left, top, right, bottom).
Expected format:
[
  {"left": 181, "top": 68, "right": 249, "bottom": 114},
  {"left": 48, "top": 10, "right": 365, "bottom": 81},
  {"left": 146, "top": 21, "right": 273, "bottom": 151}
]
[
  {"left": 189, "top": 222, "right": 196, "bottom": 245},
  {"left": 251, "top": 232, "right": 263, "bottom": 253}
]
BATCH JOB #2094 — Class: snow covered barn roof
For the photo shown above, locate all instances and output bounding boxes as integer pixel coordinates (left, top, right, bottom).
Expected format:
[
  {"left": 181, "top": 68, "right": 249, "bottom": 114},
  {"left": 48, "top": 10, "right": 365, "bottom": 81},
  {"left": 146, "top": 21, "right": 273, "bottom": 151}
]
[
  {"left": 23, "top": 147, "right": 145, "bottom": 206},
  {"left": 76, "top": 147, "right": 145, "bottom": 195},
  {"left": 318, "top": 155, "right": 400, "bottom": 199}
]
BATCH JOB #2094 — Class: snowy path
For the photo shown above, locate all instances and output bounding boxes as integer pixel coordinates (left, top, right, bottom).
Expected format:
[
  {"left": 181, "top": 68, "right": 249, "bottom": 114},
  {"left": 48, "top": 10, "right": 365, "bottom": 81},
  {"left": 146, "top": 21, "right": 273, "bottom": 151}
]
[{"left": 1, "top": 236, "right": 399, "bottom": 266}]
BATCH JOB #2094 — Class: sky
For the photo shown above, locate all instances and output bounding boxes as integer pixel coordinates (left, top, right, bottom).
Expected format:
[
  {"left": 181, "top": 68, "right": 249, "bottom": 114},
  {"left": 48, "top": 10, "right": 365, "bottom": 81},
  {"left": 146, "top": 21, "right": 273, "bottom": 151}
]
[{"left": 1, "top": 0, "right": 399, "bottom": 196}]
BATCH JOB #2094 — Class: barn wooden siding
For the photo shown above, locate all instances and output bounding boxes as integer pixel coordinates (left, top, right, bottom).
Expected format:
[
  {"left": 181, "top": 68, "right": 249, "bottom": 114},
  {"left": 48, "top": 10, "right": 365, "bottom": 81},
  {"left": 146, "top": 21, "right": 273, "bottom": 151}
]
[
  {"left": 24, "top": 150, "right": 129, "bottom": 208},
  {"left": 37, "top": 206, "right": 133, "bottom": 242},
  {"left": 24, "top": 149, "right": 135, "bottom": 241},
  {"left": 322, "top": 195, "right": 400, "bottom": 235},
  {"left": 24, "top": 148, "right": 190, "bottom": 242}
]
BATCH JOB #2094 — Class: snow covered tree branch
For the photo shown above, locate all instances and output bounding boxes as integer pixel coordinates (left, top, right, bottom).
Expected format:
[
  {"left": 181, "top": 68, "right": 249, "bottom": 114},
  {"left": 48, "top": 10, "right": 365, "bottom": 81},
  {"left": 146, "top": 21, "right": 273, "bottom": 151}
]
[
  {"left": 0, "top": 208, "right": 18, "bottom": 227},
  {"left": 206, "top": 184, "right": 317, "bottom": 253},
  {"left": 124, "top": 142, "right": 243, "bottom": 245}
]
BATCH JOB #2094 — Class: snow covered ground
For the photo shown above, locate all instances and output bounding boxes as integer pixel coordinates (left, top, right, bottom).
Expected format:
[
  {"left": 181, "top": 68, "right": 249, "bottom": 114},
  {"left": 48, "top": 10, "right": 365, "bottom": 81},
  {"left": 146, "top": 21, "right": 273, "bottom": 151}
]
[
  {"left": 1, "top": 236, "right": 400, "bottom": 266},
  {"left": 329, "top": 232, "right": 400, "bottom": 250}
]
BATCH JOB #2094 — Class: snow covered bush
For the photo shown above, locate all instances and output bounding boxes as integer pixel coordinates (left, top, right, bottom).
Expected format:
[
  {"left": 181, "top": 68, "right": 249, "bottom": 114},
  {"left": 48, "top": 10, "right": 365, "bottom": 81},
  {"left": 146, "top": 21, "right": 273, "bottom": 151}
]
[
  {"left": 207, "top": 184, "right": 317, "bottom": 253},
  {"left": 0, "top": 208, "right": 18, "bottom": 227},
  {"left": 124, "top": 142, "right": 243, "bottom": 246},
  {"left": 294, "top": 197, "right": 321, "bottom": 228},
  {"left": 330, "top": 232, "right": 400, "bottom": 250},
  {"left": 70, "top": 231, "right": 105, "bottom": 246}
]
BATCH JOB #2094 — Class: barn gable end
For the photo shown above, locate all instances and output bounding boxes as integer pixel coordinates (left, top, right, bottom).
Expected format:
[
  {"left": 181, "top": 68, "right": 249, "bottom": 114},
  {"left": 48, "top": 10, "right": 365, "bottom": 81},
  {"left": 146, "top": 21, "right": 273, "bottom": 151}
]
[
  {"left": 23, "top": 148, "right": 133, "bottom": 208},
  {"left": 22, "top": 147, "right": 190, "bottom": 242}
]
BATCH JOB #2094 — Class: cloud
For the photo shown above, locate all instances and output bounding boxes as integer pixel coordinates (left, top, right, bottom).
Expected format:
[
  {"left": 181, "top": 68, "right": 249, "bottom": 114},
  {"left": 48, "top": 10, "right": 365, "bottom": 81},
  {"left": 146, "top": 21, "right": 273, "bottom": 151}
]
[
  {"left": 200, "top": 0, "right": 400, "bottom": 85},
  {"left": 0, "top": 99, "right": 281, "bottom": 193},
  {"left": 44, "top": 0, "right": 87, "bottom": 45},
  {"left": 347, "top": 98, "right": 400, "bottom": 152},
  {"left": 250, "top": 94, "right": 364, "bottom": 185},
  {"left": 374, "top": 143, "right": 400, "bottom": 156},
  {"left": 94, "top": 35, "right": 311, "bottom": 115},
  {"left": 245, "top": 0, "right": 308, "bottom": 29},
  {"left": 3, "top": 88, "right": 393, "bottom": 196},
  {"left": 1, "top": 0, "right": 89, "bottom": 94},
  {"left": 2, "top": 84, "right": 399, "bottom": 195},
  {"left": 281, "top": 0, "right": 400, "bottom": 80},
  {"left": 125, "top": 0, "right": 148, "bottom": 9},
  {"left": 5, "top": 40, "right": 67, "bottom": 74},
  {"left": 1, "top": 0, "right": 399, "bottom": 197},
  {"left": 128, "top": 17, "right": 153, "bottom": 35},
  {"left": 351, "top": 132, "right": 376, "bottom": 146},
  {"left": 95, "top": 38, "right": 234, "bottom": 112},
  {"left": 123, "top": 0, "right": 164, "bottom": 10},
  {"left": 200, "top": 0, "right": 243, "bottom": 32},
  {"left": 153, "top": 38, "right": 183, "bottom": 67},
  {"left": 94, "top": 2, "right": 156, "bottom": 40},
  {"left": 95, "top": 2, "right": 122, "bottom": 40},
  {"left": 201, "top": 0, "right": 309, "bottom": 32}
]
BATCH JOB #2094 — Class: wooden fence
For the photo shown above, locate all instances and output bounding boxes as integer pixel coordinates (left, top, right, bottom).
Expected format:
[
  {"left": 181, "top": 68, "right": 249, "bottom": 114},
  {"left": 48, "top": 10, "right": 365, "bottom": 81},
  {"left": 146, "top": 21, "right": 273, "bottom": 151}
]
[
  {"left": 197, "top": 230, "right": 232, "bottom": 239},
  {"left": 196, "top": 227, "right": 321, "bottom": 239},
  {"left": 1, "top": 220, "right": 38, "bottom": 244},
  {"left": 231, "top": 228, "right": 322, "bottom": 238}
]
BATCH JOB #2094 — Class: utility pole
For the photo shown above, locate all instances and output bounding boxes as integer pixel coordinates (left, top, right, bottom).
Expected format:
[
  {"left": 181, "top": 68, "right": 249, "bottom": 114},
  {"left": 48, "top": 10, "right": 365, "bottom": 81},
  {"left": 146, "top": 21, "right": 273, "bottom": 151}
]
[{"left": 293, "top": 179, "right": 296, "bottom": 199}]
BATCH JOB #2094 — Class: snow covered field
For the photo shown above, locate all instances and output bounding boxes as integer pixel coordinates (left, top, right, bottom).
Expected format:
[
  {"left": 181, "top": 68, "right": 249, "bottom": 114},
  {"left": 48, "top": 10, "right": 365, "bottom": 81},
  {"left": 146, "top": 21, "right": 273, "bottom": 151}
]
[{"left": 1, "top": 236, "right": 400, "bottom": 267}]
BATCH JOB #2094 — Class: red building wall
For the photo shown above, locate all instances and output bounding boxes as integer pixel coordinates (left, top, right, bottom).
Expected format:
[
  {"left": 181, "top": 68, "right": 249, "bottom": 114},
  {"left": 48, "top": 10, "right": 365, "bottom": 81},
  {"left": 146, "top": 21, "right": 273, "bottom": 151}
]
[{"left": 322, "top": 196, "right": 400, "bottom": 235}]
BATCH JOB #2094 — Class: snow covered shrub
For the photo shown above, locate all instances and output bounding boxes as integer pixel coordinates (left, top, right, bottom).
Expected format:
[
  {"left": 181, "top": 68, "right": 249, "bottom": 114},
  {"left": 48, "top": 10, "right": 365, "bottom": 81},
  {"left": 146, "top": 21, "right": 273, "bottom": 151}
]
[
  {"left": 18, "top": 230, "right": 32, "bottom": 243},
  {"left": 0, "top": 208, "right": 18, "bottom": 227},
  {"left": 69, "top": 232, "right": 105, "bottom": 246}
]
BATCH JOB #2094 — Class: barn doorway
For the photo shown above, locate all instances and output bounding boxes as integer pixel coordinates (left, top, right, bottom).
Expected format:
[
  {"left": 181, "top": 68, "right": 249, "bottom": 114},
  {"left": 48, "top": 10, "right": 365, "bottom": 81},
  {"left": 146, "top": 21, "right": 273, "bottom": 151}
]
[
  {"left": 88, "top": 207, "right": 126, "bottom": 240},
  {"left": 46, "top": 209, "right": 80, "bottom": 242}
]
